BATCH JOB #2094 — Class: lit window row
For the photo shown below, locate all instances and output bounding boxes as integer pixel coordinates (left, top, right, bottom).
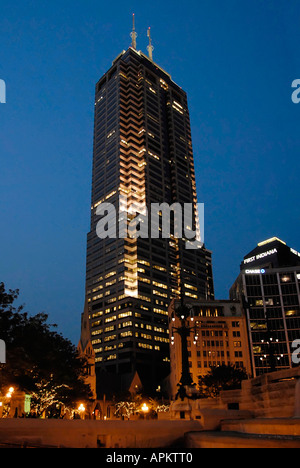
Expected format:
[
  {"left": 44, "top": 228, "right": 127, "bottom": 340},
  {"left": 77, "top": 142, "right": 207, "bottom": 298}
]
[
  {"left": 107, "top": 130, "right": 116, "bottom": 139},
  {"left": 120, "top": 331, "right": 133, "bottom": 338},
  {"left": 105, "top": 345, "right": 117, "bottom": 352},
  {"left": 154, "top": 326, "right": 168, "bottom": 334},
  {"left": 138, "top": 343, "right": 152, "bottom": 349},
  {"left": 118, "top": 311, "right": 133, "bottom": 319},
  {"left": 185, "top": 292, "right": 198, "bottom": 299},
  {"left": 140, "top": 333, "right": 152, "bottom": 341},
  {"left": 138, "top": 260, "right": 150, "bottom": 266},
  {"left": 153, "top": 265, "right": 167, "bottom": 272},
  {"left": 104, "top": 334, "right": 117, "bottom": 342},
  {"left": 153, "top": 281, "right": 168, "bottom": 289},
  {"left": 92, "top": 190, "right": 117, "bottom": 210},
  {"left": 184, "top": 283, "right": 198, "bottom": 291},
  {"left": 138, "top": 295, "right": 151, "bottom": 302},
  {"left": 105, "top": 315, "right": 117, "bottom": 323},
  {"left": 154, "top": 336, "right": 169, "bottom": 343},
  {"left": 106, "top": 354, "right": 117, "bottom": 361},
  {"left": 153, "top": 289, "right": 168, "bottom": 298},
  {"left": 153, "top": 308, "right": 168, "bottom": 316}
]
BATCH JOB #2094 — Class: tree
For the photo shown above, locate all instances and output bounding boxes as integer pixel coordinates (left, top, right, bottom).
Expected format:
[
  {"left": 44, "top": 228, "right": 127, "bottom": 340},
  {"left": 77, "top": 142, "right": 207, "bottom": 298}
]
[
  {"left": 148, "top": 397, "right": 170, "bottom": 416},
  {"left": 113, "top": 392, "right": 143, "bottom": 419},
  {"left": 114, "top": 400, "right": 138, "bottom": 420},
  {"left": 0, "top": 282, "right": 92, "bottom": 416},
  {"left": 198, "top": 364, "right": 248, "bottom": 398}
]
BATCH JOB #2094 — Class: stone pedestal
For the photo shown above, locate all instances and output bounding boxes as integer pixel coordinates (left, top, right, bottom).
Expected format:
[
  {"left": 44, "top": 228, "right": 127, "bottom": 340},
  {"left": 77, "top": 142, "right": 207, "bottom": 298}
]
[
  {"left": 8, "top": 391, "right": 30, "bottom": 418},
  {"left": 170, "top": 398, "right": 192, "bottom": 420}
]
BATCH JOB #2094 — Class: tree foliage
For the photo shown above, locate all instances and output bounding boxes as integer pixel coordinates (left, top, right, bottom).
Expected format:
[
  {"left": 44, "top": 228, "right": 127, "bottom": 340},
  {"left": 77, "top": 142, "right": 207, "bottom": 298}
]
[
  {"left": 198, "top": 364, "right": 248, "bottom": 398},
  {"left": 0, "top": 282, "right": 92, "bottom": 414}
]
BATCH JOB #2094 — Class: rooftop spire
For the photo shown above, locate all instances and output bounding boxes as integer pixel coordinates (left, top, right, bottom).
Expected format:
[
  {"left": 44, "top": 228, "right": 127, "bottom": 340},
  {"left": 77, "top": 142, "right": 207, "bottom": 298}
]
[
  {"left": 147, "top": 27, "right": 154, "bottom": 61},
  {"left": 130, "top": 13, "right": 137, "bottom": 49}
]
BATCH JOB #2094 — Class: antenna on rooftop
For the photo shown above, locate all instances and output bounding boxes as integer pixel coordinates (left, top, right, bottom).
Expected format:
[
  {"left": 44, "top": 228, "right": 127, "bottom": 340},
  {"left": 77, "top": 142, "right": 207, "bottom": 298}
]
[
  {"left": 130, "top": 14, "right": 137, "bottom": 49},
  {"left": 147, "top": 27, "right": 154, "bottom": 61}
]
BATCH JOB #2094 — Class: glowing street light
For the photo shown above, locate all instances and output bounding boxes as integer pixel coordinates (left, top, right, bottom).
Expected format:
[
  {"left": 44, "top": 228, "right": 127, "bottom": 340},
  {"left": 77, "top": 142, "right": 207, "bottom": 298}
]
[
  {"left": 5, "top": 387, "right": 14, "bottom": 399},
  {"left": 141, "top": 403, "right": 149, "bottom": 413},
  {"left": 78, "top": 403, "right": 86, "bottom": 419}
]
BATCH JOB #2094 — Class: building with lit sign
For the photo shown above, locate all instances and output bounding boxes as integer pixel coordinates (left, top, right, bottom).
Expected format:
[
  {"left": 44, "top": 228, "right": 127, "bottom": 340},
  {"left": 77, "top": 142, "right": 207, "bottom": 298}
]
[
  {"left": 168, "top": 299, "right": 252, "bottom": 398},
  {"left": 83, "top": 23, "right": 214, "bottom": 394},
  {"left": 230, "top": 237, "right": 300, "bottom": 377}
]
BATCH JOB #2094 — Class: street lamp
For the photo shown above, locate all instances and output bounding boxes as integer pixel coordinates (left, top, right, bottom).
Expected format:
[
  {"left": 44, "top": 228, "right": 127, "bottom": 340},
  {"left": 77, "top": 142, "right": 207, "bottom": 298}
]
[
  {"left": 0, "top": 386, "right": 15, "bottom": 418},
  {"left": 141, "top": 403, "right": 149, "bottom": 413},
  {"left": 141, "top": 403, "right": 149, "bottom": 419},
  {"left": 78, "top": 403, "right": 85, "bottom": 419},
  {"left": 171, "top": 301, "right": 198, "bottom": 400},
  {"left": 6, "top": 387, "right": 14, "bottom": 399}
]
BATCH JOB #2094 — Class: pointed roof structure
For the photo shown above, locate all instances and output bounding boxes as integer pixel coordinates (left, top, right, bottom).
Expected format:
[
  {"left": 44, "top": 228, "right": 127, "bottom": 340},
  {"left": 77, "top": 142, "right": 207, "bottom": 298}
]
[
  {"left": 78, "top": 298, "right": 92, "bottom": 353},
  {"left": 128, "top": 371, "right": 143, "bottom": 395},
  {"left": 77, "top": 300, "right": 97, "bottom": 399}
]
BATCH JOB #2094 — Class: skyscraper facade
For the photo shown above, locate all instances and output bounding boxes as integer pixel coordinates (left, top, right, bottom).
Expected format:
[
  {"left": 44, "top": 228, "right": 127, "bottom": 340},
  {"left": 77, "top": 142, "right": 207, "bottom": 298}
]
[
  {"left": 85, "top": 35, "right": 214, "bottom": 393},
  {"left": 230, "top": 237, "right": 300, "bottom": 377}
]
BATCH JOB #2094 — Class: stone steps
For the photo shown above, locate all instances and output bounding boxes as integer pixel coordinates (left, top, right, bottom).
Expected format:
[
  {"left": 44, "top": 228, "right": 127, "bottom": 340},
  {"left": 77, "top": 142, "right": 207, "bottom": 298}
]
[
  {"left": 185, "top": 431, "right": 300, "bottom": 448},
  {"left": 221, "top": 418, "right": 300, "bottom": 437},
  {"left": 184, "top": 418, "right": 300, "bottom": 448}
]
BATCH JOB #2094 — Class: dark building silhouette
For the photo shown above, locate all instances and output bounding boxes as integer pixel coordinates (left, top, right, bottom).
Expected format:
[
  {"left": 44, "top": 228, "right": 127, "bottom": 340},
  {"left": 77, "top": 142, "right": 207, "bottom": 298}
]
[{"left": 84, "top": 29, "right": 214, "bottom": 394}]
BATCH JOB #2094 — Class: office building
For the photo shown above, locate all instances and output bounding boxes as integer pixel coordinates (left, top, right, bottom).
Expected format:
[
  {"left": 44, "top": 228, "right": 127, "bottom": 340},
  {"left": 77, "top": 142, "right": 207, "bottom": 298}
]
[
  {"left": 84, "top": 25, "right": 214, "bottom": 393},
  {"left": 230, "top": 237, "right": 300, "bottom": 377},
  {"left": 168, "top": 299, "right": 251, "bottom": 398}
]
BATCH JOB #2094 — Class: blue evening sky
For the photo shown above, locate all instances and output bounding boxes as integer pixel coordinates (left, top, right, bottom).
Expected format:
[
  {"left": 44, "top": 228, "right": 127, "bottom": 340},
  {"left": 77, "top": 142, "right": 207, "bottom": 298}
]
[{"left": 0, "top": 0, "right": 299, "bottom": 344}]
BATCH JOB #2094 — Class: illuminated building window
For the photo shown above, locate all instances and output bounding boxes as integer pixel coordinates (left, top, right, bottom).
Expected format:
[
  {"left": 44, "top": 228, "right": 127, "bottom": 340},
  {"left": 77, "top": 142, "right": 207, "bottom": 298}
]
[
  {"left": 106, "top": 354, "right": 117, "bottom": 361},
  {"left": 153, "top": 290, "right": 168, "bottom": 298},
  {"left": 120, "top": 321, "right": 133, "bottom": 328},
  {"left": 104, "top": 335, "right": 117, "bottom": 342},
  {"left": 105, "top": 316, "right": 117, "bottom": 323},
  {"left": 138, "top": 343, "right": 153, "bottom": 350},
  {"left": 118, "top": 311, "right": 133, "bottom": 319},
  {"left": 153, "top": 281, "right": 168, "bottom": 289},
  {"left": 120, "top": 331, "right": 133, "bottom": 338},
  {"left": 140, "top": 333, "right": 152, "bottom": 340}
]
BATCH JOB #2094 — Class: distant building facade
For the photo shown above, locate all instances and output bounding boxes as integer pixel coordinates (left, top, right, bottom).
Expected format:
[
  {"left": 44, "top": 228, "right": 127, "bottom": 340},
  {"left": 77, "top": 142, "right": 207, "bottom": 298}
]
[
  {"left": 168, "top": 299, "right": 251, "bottom": 398},
  {"left": 230, "top": 237, "right": 300, "bottom": 377}
]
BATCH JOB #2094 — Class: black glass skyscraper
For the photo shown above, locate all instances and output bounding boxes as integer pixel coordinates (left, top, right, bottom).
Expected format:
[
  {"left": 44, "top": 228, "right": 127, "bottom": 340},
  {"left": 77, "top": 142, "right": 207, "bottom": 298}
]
[{"left": 85, "top": 33, "right": 214, "bottom": 393}]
